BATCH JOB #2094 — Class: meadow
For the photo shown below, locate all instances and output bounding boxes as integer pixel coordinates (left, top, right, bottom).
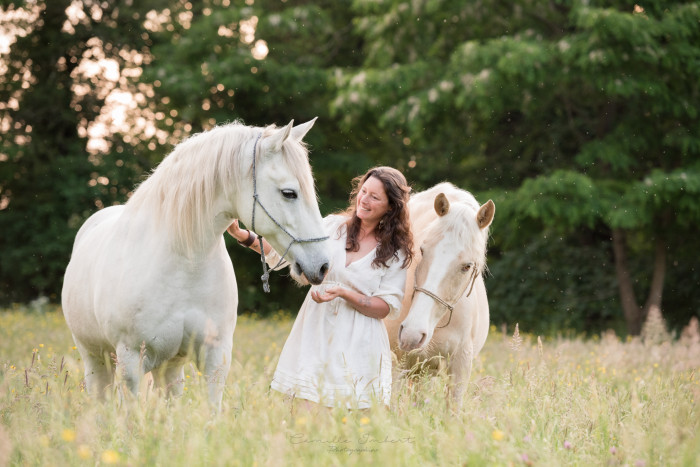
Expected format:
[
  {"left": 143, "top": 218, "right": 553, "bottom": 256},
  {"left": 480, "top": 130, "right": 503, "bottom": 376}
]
[{"left": 0, "top": 305, "right": 698, "bottom": 466}]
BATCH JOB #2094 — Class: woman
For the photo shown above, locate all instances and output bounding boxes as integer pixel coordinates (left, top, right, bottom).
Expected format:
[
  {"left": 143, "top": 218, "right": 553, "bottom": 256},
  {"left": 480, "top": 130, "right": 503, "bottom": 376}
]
[{"left": 228, "top": 166, "right": 413, "bottom": 408}]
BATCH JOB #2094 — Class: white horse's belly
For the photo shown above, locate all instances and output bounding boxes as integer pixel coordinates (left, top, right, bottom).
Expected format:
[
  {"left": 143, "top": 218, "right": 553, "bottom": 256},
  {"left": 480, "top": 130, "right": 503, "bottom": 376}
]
[
  {"left": 63, "top": 206, "right": 124, "bottom": 354},
  {"left": 63, "top": 208, "right": 238, "bottom": 368}
]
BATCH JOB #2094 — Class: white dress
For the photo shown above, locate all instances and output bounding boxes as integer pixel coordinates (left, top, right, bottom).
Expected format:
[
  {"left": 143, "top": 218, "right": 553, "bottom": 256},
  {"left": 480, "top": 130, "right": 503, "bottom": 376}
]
[{"left": 269, "top": 214, "right": 407, "bottom": 408}]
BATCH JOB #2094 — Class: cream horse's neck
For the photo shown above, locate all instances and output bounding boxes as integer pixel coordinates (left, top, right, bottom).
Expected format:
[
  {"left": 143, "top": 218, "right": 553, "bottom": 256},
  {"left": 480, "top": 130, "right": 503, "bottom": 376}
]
[{"left": 391, "top": 210, "right": 434, "bottom": 330}]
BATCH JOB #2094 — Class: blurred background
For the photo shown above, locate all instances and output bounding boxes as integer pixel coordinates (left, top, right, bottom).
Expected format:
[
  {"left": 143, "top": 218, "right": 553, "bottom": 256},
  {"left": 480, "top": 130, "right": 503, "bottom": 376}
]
[{"left": 1, "top": 0, "right": 698, "bottom": 336}]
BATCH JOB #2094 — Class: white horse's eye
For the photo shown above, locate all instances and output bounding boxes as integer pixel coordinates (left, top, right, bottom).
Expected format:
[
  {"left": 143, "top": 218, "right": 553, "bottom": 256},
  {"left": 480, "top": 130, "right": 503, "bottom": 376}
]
[
  {"left": 281, "top": 189, "right": 298, "bottom": 200},
  {"left": 461, "top": 263, "right": 473, "bottom": 272}
]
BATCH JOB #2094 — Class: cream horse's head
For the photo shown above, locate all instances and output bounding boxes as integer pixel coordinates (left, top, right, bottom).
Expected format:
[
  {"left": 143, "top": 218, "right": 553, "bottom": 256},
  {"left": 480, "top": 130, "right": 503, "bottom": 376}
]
[
  {"left": 238, "top": 119, "right": 330, "bottom": 285},
  {"left": 399, "top": 192, "right": 495, "bottom": 351}
]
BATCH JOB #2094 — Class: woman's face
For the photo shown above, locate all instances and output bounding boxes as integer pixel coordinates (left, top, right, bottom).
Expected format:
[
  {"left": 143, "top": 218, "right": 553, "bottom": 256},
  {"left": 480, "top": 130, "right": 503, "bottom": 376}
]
[{"left": 356, "top": 176, "right": 390, "bottom": 225}]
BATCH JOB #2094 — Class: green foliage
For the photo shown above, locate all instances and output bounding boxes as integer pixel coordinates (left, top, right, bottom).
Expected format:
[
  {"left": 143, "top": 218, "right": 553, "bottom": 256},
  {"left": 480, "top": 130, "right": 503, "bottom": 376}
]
[
  {"left": 335, "top": 0, "right": 700, "bottom": 332},
  {"left": 2, "top": 0, "right": 699, "bottom": 334},
  {"left": 514, "top": 170, "right": 602, "bottom": 231},
  {"left": 0, "top": 0, "right": 167, "bottom": 302},
  {"left": 487, "top": 232, "right": 622, "bottom": 335}
]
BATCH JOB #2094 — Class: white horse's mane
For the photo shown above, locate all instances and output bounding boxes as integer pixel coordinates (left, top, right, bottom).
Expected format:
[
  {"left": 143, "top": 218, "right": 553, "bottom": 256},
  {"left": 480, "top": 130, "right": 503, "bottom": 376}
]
[{"left": 127, "top": 121, "right": 315, "bottom": 256}]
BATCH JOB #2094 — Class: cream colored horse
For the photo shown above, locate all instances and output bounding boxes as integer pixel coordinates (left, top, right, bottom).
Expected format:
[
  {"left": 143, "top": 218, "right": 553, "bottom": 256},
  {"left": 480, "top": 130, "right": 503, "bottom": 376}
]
[
  {"left": 385, "top": 182, "right": 494, "bottom": 406},
  {"left": 62, "top": 119, "right": 329, "bottom": 410}
]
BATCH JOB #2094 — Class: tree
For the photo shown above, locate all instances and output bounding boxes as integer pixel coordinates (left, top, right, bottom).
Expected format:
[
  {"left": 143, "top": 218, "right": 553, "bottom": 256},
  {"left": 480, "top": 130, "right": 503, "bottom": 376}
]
[
  {"left": 135, "top": 0, "right": 374, "bottom": 313},
  {"left": 334, "top": 0, "right": 700, "bottom": 334},
  {"left": 0, "top": 0, "right": 168, "bottom": 303}
]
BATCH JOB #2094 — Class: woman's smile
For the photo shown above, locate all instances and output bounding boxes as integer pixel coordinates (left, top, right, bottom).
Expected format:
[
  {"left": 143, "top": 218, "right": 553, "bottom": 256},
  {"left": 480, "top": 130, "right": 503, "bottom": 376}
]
[{"left": 356, "top": 176, "right": 390, "bottom": 223}]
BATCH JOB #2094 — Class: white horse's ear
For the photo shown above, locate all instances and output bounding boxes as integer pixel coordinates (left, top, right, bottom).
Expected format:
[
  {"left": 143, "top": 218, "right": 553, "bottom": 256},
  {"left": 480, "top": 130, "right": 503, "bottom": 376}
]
[
  {"left": 476, "top": 200, "right": 495, "bottom": 229},
  {"left": 268, "top": 120, "right": 294, "bottom": 152},
  {"left": 290, "top": 117, "right": 317, "bottom": 142},
  {"left": 434, "top": 193, "right": 450, "bottom": 216}
]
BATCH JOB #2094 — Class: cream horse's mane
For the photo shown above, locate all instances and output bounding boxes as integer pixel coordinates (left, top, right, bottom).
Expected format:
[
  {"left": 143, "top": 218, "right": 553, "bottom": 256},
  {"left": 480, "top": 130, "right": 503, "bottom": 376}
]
[
  {"left": 416, "top": 183, "right": 491, "bottom": 275},
  {"left": 127, "top": 121, "right": 316, "bottom": 256}
]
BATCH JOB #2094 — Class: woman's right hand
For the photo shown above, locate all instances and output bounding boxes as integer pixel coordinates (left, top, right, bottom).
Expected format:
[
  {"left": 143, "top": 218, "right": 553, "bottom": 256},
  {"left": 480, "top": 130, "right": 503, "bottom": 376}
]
[{"left": 227, "top": 219, "right": 249, "bottom": 243}]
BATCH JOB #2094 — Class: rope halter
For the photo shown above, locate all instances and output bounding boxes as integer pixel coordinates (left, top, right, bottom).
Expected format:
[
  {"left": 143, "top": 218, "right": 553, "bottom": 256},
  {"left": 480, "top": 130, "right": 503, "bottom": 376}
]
[
  {"left": 249, "top": 133, "right": 328, "bottom": 292},
  {"left": 412, "top": 264, "right": 479, "bottom": 328}
]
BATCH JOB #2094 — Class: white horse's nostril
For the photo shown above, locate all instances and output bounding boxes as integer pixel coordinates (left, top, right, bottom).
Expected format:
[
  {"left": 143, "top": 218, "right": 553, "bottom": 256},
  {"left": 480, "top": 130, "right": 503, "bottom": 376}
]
[
  {"left": 418, "top": 332, "right": 427, "bottom": 348},
  {"left": 319, "top": 262, "right": 329, "bottom": 280}
]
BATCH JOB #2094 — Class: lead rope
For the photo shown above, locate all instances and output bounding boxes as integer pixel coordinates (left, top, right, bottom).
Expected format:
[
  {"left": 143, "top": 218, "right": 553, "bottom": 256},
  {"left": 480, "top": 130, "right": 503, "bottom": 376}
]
[
  {"left": 249, "top": 132, "right": 328, "bottom": 292},
  {"left": 258, "top": 236, "right": 269, "bottom": 292}
]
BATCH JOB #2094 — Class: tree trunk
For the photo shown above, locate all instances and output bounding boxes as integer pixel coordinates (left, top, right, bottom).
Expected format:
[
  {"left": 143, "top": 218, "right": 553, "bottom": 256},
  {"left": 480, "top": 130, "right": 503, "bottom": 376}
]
[
  {"left": 643, "top": 236, "right": 666, "bottom": 318},
  {"left": 611, "top": 229, "right": 667, "bottom": 336},
  {"left": 611, "top": 228, "right": 643, "bottom": 335}
]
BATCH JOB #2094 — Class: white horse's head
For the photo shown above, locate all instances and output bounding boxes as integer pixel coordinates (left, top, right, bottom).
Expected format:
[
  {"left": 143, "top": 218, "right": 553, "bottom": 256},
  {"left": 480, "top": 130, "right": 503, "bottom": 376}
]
[
  {"left": 236, "top": 119, "right": 330, "bottom": 285},
  {"left": 128, "top": 118, "right": 329, "bottom": 285},
  {"left": 399, "top": 192, "right": 495, "bottom": 351}
]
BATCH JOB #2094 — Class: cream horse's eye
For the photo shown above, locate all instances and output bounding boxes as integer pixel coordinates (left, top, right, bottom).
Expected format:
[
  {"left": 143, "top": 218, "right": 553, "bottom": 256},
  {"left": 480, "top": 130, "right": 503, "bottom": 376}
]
[{"left": 461, "top": 263, "right": 473, "bottom": 273}]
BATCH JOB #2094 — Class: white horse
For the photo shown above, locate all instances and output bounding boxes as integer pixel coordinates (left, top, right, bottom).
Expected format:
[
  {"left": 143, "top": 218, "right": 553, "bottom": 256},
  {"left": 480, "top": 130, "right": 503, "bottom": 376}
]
[
  {"left": 62, "top": 119, "right": 329, "bottom": 410},
  {"left": 385, "top": 182, "right": 495, "bottom": 406}
]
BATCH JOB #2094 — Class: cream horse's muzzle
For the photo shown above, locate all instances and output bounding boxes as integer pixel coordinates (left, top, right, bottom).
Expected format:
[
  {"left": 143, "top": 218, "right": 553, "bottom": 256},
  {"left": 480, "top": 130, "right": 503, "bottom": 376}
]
[{"left": 399, "top": 267, "right": 480, "bottom": 351}]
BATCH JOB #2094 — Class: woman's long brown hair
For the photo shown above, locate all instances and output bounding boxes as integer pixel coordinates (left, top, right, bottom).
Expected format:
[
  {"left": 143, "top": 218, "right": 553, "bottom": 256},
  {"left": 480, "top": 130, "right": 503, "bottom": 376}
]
[{"left": 342, "top": 167, "right": 413, "bottom": 269}]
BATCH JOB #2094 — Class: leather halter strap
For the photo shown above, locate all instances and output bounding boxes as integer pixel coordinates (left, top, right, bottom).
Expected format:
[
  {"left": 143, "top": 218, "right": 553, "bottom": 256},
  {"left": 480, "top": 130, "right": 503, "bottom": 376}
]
[{"left": 412, "top": 266, "right": 479, "bottom": 328}]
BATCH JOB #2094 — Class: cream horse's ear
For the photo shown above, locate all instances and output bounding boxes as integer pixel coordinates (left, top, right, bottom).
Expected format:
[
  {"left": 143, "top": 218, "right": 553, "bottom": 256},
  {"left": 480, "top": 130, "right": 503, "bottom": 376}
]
[
  {"left": 434, "top": 193, "right": 450, "bottom": 216},
  {"left": 477, "top": 200, "right": 495, "bottom": 229},
  {"left": 290, "top": 117, "right": 317, "bottom": 142}
]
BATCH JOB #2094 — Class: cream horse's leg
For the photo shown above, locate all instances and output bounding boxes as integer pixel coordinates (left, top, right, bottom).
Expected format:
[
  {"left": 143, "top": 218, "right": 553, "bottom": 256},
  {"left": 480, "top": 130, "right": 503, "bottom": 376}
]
[{"left": 447, "top": 342, "right": 474, "bottom": 410}]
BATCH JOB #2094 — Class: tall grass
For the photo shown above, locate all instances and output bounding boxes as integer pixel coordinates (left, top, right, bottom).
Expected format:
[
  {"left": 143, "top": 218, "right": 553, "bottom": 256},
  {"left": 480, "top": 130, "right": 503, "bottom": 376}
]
[{"left": 1, "top": 306, "right": 698, "bottom": 466}]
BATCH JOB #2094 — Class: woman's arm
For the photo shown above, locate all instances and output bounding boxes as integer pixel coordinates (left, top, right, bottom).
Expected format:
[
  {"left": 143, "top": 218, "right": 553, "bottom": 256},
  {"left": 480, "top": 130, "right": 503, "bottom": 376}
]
[
  {"left": 227, "top": 220, "right": 274, "bottom": 256},
  {"left": 311, "top": 287, "right": 390, "bottom": 320}
]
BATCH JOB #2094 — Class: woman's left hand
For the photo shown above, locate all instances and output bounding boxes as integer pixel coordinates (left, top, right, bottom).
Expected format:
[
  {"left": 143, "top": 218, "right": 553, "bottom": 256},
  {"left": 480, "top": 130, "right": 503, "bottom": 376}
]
[
  {"left": 311, "top": 286, "right": 344, "bottom": 304},
  {"left": 227, "top": 219, "right": 249, "bottom": 243}
]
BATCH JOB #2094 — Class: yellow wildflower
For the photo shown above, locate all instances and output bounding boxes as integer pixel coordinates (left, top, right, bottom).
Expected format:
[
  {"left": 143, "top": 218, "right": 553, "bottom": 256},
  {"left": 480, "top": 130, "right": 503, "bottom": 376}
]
[
  {"left": 61, "top": 429, "right": 76, "bottom": 443},
  {"left": 101, "top": 450, "right": 120, "bottom": 464}
]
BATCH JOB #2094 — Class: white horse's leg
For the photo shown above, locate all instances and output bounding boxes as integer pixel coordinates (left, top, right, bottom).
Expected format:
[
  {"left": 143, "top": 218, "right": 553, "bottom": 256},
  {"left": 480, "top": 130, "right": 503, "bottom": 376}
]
[
  {"left": 115, "top": 342, "right": 144, "bottom": 395},
  {"left": 78, "top": 343, "right": 113, "bottom": 398},
  {"left": 200, "top": 345, "right": 232, "bottom": 411},
  {"left": 152, "top": 360, "right": 186, "bottom": 397}
]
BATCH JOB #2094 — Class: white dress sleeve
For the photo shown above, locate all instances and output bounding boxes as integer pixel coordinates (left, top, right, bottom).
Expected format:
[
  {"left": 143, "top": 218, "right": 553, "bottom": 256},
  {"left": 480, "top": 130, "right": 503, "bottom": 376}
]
[
  {"left": 371, "top": 250, "right": 408, "bottom": 320},
  {"left": 261, "top": 243, "right": 289, "bottom": 271}
]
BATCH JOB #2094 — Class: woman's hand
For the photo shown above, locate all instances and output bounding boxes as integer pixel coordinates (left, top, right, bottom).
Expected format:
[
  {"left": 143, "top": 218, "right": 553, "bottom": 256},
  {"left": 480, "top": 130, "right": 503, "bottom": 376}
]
[
  {"left": 312, "top": 286, "right": 390, "bottom": 320},
  {"left": 227, "top": 220, "right": 249, "bottom": 243},
  {"left": 311, "top": 286, "right": 345, "bottom": 304}
]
